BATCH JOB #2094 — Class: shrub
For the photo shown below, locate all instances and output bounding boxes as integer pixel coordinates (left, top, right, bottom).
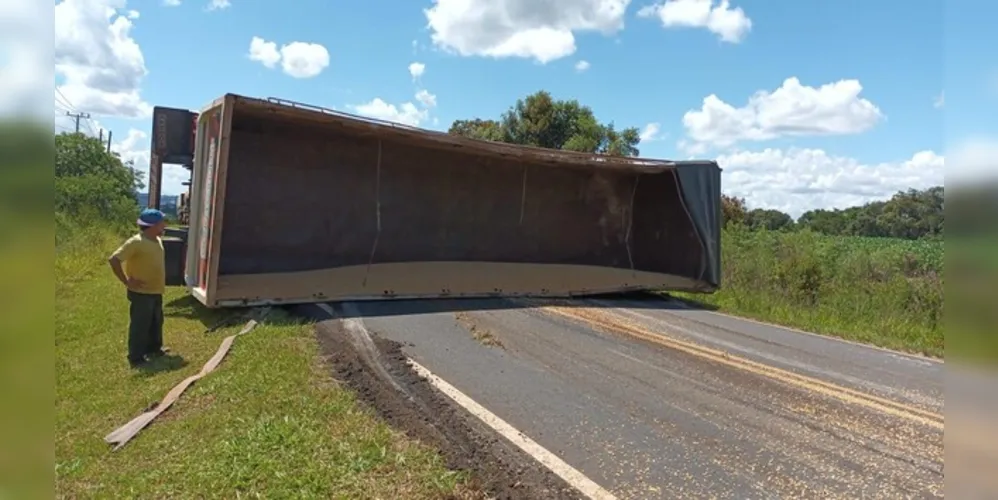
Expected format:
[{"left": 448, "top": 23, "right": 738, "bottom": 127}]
[
  {"left": 54, "top": 132, "right": 141, "bottom": 244},
  {"left": 685, "top": 227, "right": 944, "bottom": 356}
]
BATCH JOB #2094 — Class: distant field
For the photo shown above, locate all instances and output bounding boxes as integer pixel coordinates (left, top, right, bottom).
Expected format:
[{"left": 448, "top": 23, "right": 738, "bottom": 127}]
[{"left": 677, "top": 228, "right": 944, "bottom": 358}]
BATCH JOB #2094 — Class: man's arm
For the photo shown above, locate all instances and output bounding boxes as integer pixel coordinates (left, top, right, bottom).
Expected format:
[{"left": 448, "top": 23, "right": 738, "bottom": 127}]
[
  {"left": 107, "top": 256, "right": 130, "bottom": 286},
  {"left": 108, "top": 240, "right": 144, "bottom": 289}
]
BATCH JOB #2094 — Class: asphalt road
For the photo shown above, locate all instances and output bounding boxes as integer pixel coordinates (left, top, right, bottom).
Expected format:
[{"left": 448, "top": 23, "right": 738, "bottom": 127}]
[{"left": 335, "top": 296, "right": 944, "bottom": 499}]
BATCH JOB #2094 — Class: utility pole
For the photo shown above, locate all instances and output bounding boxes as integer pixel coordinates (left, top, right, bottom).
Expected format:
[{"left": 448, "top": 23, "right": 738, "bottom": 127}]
[
  {"left": 106, "top": 130, "right": 113, "bottom": 153},
  {"left": 65, "top": 111, "right": 90, "bottom": 133}
]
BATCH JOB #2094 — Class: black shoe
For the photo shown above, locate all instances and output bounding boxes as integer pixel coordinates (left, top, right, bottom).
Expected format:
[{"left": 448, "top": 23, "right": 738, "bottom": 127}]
[
  {"left": 147, "top": 347, "right": 171, "bottom": 358},
  {"left": 128, "top": 358, "right": 147, "bottom": 368}
]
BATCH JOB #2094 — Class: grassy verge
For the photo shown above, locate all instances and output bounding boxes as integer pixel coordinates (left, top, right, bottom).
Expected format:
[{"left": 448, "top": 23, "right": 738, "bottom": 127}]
[
  {"left": 676, "top": 227, "right": 944, "bottom": 358},
  {"left": 55, "top": 226, "right": 472, "bottom": 498},
  {"left": 945, "top": 234, "right": 998, "bottom": 365}
]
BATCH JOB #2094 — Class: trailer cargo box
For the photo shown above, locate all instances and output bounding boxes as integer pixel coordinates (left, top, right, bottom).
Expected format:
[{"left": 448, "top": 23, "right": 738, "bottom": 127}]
[{"left": 184, "top": 94, "right": 722, "bottom": 308}]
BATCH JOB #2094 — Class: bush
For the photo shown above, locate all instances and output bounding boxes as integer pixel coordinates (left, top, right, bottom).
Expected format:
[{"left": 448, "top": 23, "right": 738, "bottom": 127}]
[
  {"left": 683, "top": 226, "right": 944, "bottom": 356},
  {"left": 54, "top": 132, "right": 141, "bottom": 244},
  {"left": 56, "top": 176, "right": 137, "bottom": 231}
]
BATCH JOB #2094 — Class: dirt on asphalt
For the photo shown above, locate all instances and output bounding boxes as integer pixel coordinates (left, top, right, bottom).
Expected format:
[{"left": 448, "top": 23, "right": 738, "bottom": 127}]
[{"left": 313, "top": 314, "right": 584, "bottom": 500}]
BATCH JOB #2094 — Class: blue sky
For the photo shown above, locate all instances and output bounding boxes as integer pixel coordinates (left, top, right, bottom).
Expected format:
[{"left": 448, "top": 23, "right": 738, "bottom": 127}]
[{"left": 49, "top": 0, "right": 997, "bottom": 216}]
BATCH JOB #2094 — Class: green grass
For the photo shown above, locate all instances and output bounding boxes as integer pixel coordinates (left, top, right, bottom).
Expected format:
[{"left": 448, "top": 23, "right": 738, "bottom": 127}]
[
  {"left": 55, "top": 226, "right": 475, "bottom": 499},
  {"left": 677, "top": 228, "right": 944, "bottom": 358},
  {"left": 945, "top": 234, "right": 998, "bottom": 365},
  {"left": 0, "top": 199, "right": 53, "bottom": 499}
]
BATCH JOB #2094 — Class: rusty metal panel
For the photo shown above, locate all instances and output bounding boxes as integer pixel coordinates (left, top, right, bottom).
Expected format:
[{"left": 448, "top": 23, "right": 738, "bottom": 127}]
[{"left": 148, "top": 106, "right": 197, "bottom": 208}]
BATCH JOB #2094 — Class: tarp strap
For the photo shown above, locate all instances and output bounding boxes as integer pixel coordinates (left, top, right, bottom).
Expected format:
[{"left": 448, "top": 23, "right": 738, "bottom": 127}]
[
  {"left": 625, "top": 174, "right": 640, "bottom": 274},
  {"left": 519, "top": 166, "right": 528, "bottom": 225},
  {"left": 363, "top": 139, "right": 382, "bottom": 287}
]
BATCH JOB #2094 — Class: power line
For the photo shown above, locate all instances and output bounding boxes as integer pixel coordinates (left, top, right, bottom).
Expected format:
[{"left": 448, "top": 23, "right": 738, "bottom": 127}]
[
  {"left": 84, "top": 117, "right": 99, "bottom": 137},
  {"left": 55, "top": 97, "right": 74, "bottom": 114},
  {"left": 55, "top": 88, "right": 96, "bottom": 135},
  {"left": 65, "top": 111, "right": 91, "bottom": 133},
  {"left": 55, "top": 89, "right": 113, "bottom": 148},
  {"left": 55, "top": 88, "right": 77, "bottom": 112}
]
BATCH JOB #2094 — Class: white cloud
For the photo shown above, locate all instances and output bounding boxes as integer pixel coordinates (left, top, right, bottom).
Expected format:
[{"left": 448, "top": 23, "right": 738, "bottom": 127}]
[
  {"left": 637, "top": 0, "right": 752, "bottom": 43},
  {"left": 0, "top": 0, "right": 52, "bottom": 119},
  {"left": 933, "top": 91, "right": 944, "bottom": 109},
  {"left": 351, "top": 89, "right": 438, "bottom": 127},
  {"left": 409, "top": 61, "right": 426, "bottom": 80},
  {"left": 110, "top": 128, "right": 148, "bottom": 190},
  {"left": 279, "top": 41, "right": 329, "bottom": 78},
  {"left": 948, "top": 137, "right": 998, "bottom": 186},
  {"left": 717, "top": 148, "right": 944, "bottom": 217},
  {"left": 248, "top": 36, "right": 280, "bottom": 68},
  {"left": 54, "top": 0, "right": 152, "bottom": 119},
  {"left": 247, "top": 37, "right": 330, "bottom": 78},
  {"left": 112, "top": 128, "right": 147, "bottom": 167},
  {"left": 163, "top": 0, "right": 180, "bottom": 6},
  {"left": 351, "top": 99, "right": 428, "bottom": 127},
  {"left": 112, "top": 128, "right": 189, "bottom": 195},
  {"left": 681, "top": 77, "right": 883, "bottom": 153},
  {"left": 415, "top": 89, "right": 437, "bottom": 108},
  {"left": 206, "top": 0, "right": 230, "bottom": 10},
  {"left": 639, "top": 122, "right": 662, "bottom": 142},
  {"left": 574, "top": 60, "right": 591, "bottom": 72},
  {"left": 424, "top": 0, "right": 629, "bottom": 64}
]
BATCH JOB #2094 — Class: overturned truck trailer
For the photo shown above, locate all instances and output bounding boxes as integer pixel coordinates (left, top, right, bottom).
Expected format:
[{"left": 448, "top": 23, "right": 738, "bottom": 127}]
[{"left": 183, "top": 94, "right": 722, "bottom": 308}]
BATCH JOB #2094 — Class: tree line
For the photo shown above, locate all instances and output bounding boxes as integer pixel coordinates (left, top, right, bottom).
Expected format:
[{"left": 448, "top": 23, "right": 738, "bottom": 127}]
[
  {"left": 447, "top": 90, "right": 944, "bottom": 242},
  {"left": 722, "top": 187, "right": 943, "bottom": 240}
]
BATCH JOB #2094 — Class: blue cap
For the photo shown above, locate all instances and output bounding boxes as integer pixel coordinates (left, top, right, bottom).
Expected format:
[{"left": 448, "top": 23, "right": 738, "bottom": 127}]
[{"left": 137, "top": 208, "right": 165, "bottom": 227}]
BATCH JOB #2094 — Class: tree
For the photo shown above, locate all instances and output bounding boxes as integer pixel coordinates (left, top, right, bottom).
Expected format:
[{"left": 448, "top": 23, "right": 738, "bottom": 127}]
[
  {"left": 55, "top": 132, "right": 140, "bottom": 228},
  {"left": 449, "top": 90, "right": 641, "bottom": 157},
  {"left": 878, "top": 187, "right": 943, "bottom": 239},
  {"left": 795, "top": 187, "right": 944, "bottom": 240},
  {"left": 746, "top": 208, "right": 794, "bottom": 231},
  {"left": 448, "top": 119, "right": 504, "bottom": 142},
  {"left": 721, "top": 194, "right": 747, "bottom": 227},
  {"left": 56, "top": 132, "right": 141, "bottom": 200}
]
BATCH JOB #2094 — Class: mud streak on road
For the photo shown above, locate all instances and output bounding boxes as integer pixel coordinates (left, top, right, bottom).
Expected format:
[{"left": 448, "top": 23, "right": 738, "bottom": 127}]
[{"left": 314, "top": 317, "right": 583, "bottom": 500}]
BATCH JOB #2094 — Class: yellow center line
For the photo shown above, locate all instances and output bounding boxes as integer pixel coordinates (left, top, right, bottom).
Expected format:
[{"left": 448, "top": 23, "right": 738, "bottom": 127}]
[{"left": 537, "top": 305, "right": 944, "bottom": 430}]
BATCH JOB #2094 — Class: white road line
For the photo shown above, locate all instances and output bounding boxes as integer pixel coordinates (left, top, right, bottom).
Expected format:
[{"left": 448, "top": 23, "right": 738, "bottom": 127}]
[
  {"left": 406, "top": 359, "right": 618, "bottom": 500},
  {"left": 314, "top": 302, "right": 617, "bottom": 500}
]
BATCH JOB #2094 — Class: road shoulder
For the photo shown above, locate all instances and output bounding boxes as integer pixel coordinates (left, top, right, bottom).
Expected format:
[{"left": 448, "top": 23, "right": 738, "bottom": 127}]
[{"left": 312, "top": 310, "right": 584, "bottom": 500}]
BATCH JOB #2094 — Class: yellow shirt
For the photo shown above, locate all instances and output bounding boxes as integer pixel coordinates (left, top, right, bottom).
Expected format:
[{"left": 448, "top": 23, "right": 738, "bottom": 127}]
[{"left": 111, "top": 234, "right": 166, "bottom": 295}]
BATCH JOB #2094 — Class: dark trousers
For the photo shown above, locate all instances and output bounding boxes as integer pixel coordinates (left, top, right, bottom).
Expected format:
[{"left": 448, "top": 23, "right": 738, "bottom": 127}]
[{"left": 127, "top": 290, "right": 164, "bottom": 363}]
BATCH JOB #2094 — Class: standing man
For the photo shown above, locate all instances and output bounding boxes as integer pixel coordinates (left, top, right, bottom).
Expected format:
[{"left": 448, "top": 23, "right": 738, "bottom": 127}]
[{"left": 108, "top": 208, "right": 169, "bottom": 368}]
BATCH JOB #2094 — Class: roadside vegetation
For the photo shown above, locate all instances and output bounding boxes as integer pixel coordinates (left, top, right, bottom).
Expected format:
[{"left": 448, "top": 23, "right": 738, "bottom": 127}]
[
  {"left": 449, "top": 90, "right": 946, "bottom": 358},
  {"left": 676, "top": 191, "right": 945, "bottom": 357},
  {"left": 678, "top": 227, "right": 943, "bottom": 357},
  {"left": 55, "top": 132, "right": 474, "bottom": 498},
  {"left": 944, "top": 187, "right": 998, "bottom": 365},
  {"left": 1, "top": 121, "right": 53, "bottom": 499}
]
